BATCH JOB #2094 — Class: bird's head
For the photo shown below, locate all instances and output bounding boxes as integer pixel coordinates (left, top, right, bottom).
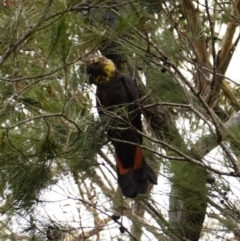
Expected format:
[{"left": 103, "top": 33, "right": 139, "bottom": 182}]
[{"left": 81, "top": 55, "right": 117, "bottom": 85}]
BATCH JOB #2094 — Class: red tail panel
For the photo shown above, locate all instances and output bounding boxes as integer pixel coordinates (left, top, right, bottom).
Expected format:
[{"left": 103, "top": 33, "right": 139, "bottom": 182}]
[
  {"left": 115, "top": 146, "right": 151, "bottom": 198},
  {"left": 133, "top": 146, "right": 144, "bottom": 170},
  {"left": 116, "top": 156, "right": 129, "bottom": 175}
]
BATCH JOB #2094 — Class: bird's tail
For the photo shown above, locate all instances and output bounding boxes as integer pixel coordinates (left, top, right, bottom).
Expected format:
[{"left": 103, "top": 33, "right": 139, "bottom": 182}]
[{"left": 116, "top": 146, "right": 157, "bottom": 198}]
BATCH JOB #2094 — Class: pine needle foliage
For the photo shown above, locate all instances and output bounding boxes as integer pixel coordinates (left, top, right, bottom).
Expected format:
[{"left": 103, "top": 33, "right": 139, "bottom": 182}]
[{"left": 1, "top": 0, "right": 240, "bottom": 240}]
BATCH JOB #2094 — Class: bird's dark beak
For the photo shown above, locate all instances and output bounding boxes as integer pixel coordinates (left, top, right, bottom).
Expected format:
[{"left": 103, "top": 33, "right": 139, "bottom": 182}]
[
  {"left": 88, "top": 75, "right": 95, "bottom": 84},
  {"left": 77, "top": 60, "right": 95, "bottom": 85},
  {"left": 78, "top": 58, "right": 94, "bottom": 73}
]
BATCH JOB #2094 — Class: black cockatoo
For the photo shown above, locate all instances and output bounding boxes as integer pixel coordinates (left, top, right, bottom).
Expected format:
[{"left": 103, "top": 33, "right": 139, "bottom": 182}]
[{"left": 83, "top": 55, "right": 157, "bottom": 198}]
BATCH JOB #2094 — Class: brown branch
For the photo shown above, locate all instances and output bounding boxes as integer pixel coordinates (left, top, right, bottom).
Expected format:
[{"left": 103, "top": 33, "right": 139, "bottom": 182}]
[
  {"left": 208, "top": 33, "right": 240, "bottom": 107},
  {"left": 205, "top": 0, "right": 217, "bottom": 83},
  {"left": 218, "top": 0, "right": 240, "bottom": 65},
  {"left": 182, "top": 0, "right": 208, "bottom": 63},
  {"left": 181, "top": 0, "right": 211, "bottom": 98},
  {"left": 208, "top": 0, "right": 240, "bottom": 107}
]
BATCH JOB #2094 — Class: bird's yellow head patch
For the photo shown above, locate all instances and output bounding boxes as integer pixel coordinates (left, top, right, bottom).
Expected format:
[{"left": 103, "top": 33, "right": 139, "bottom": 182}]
[{"left": 83, "top": 55, "right": 117, "bottom": 85}]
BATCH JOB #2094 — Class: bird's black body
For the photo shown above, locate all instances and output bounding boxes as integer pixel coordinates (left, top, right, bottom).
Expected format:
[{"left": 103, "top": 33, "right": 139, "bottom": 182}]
[{"left": 84, "top": 56, "right": 157, "bottom": 198}]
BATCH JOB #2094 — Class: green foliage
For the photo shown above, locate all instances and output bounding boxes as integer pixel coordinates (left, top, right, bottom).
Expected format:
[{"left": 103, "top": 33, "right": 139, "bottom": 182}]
[
  {"left": 0, "top": 131, "right": 54, "bottom": 208},
  {"left": 146, "top": 66, "right": 187, "bottom": 104},
  {"left": 0, "top": 0, "right": 240, "bottom": 240},
  {"left": 64, "top": 117, "right": 103, "bottom": 173}
]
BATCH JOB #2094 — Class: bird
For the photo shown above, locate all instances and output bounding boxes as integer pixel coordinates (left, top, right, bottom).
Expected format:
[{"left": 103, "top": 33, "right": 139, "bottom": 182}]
[{"left": 83, "top": 55, "right": 157, "bottom": 198}]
